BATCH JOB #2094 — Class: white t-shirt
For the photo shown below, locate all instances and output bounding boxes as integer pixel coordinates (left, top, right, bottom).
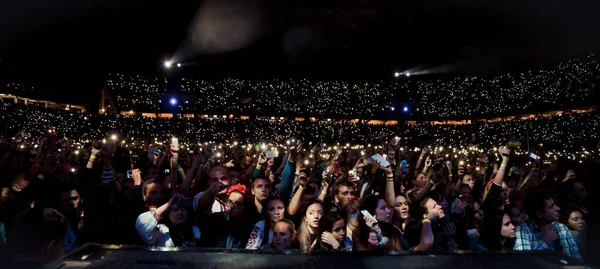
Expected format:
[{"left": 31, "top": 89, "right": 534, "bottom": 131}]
[{"left": 193, "top": 191, "right": 226, "bottom": 214}]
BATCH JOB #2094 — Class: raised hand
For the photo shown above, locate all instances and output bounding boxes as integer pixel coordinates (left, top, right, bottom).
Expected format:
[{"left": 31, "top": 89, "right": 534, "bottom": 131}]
[
  {"left": 209, "top": 181, "right": 229, "bottom": 194},
  {"left": 132, "top": 169, "right": 142, "bottom": 185},
  {"left": 498, "top": 146, "right": 511, "bottom": 160},
  {"left": 425, "top": 156, "right": 432, "bottom": 167},
  {"left": 257, "top": 152, "right": 267, "bottom": 166},
  {"left": 223, "top": 159, "right": 235, "bottom": 168},
  {"left": 321, "top": 232, "right": 341, "bottom": 249}
]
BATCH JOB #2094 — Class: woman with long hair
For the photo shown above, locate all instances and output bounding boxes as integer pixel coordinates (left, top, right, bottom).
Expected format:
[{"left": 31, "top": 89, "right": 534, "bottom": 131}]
[
  {"left": 478, "top": 212, "right": 515, "bottom": 251},
  {"left": 340, "top": 198, "right": 361, "bottom": 242},
  {"left": 559, "top": 208, "right": 586, "bottom": 259},
  {"left": 136, "top": 193, "right": 200, "bottom": 247},
  {"left": 246, "top": 196, "right": 286, "bottom": 249},
  {"left": 390, "top": 194, "right": 409, "bottom": 233},
  {"left": 404, "top": 197, "right": 443, "bottom": 252},
  {"left": 296, "top": 200, "right": 324, "bottom": 251},
  {"left": 312, "top": 214, "right": 352, "bottom": 252},
  {"left": 353, "top": 195, "right": 404, "bottom": 251}
]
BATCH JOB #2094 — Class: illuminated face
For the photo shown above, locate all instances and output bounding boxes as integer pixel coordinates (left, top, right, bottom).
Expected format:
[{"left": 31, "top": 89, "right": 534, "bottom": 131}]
[
  {"left": 393, "top": 195, "right": 409, "bottom": 220},
  {"left": 331, "top": 219, "right": 346, "bottom": 243},
  {"left": 461, "top": 175, "right": 475, "bottom": 189},
  {"left": 304, "top": 203, "right": 324, "bottom": 229},
  {"left": 424, "top": 198, "right": 445, "bottom": 220},
  {"left": 335, "top": 185, "right": 356, "bottom": 207},
  {"left": 567, "top": 211, "right": 585, "bottom": 231},
  {"left": 168, "top": 204, "right": 188, "bottom": 225},
  {"left": 266, "top": 199, "right": 285, "bottom": 226},
  {"left": 252, "top": 178, "right": 271, "bottom": 203},
  {"left": 414, "top": 173, "right": 426, "bottom": 188},
  {"left": 272, "top": 222, "right": 294, "bottom": 250},
  {"left": 211, "top": 169, "right": 231, "bottom": 195},
  {"left": 227, "top": 192, "right": 245, "bottom": 218},
  {"left": 374, "top": 199, "right": 391, "bottom": 223},
  {"left": 500, "top": 214, "right": 515, "bottom": 239},
  {"left": 538, "top": 198, "right": 560, "bottom": 222}
]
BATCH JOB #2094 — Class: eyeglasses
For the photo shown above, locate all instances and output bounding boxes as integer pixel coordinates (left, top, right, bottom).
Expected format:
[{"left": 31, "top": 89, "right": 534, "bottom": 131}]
[{"left": 227, "top": 200, "right": 244, "bottom": 208}]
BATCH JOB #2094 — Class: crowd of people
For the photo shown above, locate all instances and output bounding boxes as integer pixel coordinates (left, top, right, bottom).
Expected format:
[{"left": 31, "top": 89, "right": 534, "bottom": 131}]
[
  {"left": 99, "top": 55, "right": 598, "bottom": 118},
  {"left": 0, "top": 99, "right": 596, "bottom": 268},
  {"left": 1, "top": 100, "right": 599, "bottom": 154},
  {"left": 0, "top": 55, "right": 597, "bottom": 268}
]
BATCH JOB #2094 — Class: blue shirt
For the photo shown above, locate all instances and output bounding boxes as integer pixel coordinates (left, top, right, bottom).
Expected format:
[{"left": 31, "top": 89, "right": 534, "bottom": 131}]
[{"left": 514, "top": 220, "right": 581, "bottom": 260}]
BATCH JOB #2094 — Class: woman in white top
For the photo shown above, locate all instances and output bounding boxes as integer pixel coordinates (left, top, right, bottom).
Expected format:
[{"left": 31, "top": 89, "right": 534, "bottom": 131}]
[
  {"left": 136, "top": 193, "right": 201, "bottom": 247},
  {"left": 246, "top": 196, "right": 286, "bottom": 249}
]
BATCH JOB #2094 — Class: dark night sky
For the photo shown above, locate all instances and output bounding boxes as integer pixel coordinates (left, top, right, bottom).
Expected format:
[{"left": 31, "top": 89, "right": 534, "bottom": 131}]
[{"left": 1, "top": 0, "right": 600, "bottom": 104}]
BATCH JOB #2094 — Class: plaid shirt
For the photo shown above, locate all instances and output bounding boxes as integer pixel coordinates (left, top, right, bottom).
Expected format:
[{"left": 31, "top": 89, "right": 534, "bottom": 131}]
[{"left": 514, "top": 220, "right": 581, "bottom": 260}]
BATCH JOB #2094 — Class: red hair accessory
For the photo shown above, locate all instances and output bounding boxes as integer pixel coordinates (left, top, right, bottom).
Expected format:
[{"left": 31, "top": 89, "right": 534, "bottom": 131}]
[{"left": 227, "top": 184, "right": 250, "bottom": 199}]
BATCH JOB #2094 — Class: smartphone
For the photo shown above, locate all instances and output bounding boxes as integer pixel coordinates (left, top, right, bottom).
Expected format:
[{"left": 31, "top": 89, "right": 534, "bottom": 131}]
[
  {"left": 529, "top": 153, "right": 538, "bottom": 159},
  {"left": 164, "top": 169, "right": 170, "bottom": 174},
  {"left": 371, "top": 154, "right": 390, "bottom": 168},
  {"left": 154, "top": 148, "right": 162, "bottom": 156},
  {"left": 401, "top": 160, "right": 408, "bottom": 173},
  {"left": 127, "top": 170, "right": 133, "bottom": 179},
  {"left": 266, "top": 151, "right": 279, "bottom": 158},
  {"left": 361, "top": 210, "right": 378, "bottom": 224},
  {"left": 392, "top": 136, "right": 400, "bottom": 146},
  {"left": 171, "top": 138, "right": 179, "bottom": 148}
]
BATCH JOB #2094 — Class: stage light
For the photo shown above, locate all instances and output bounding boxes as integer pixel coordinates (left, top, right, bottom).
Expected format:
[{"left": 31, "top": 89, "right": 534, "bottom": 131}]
[
  {"left": 177, "top": 63, "right": 181, "bottom": 67},
  {"left": 170, "top": 98, "right": 177, "bottom": 105},
  {"left": 403, "top": 107, "right": 408, "bottom": 112},
  {"left": 405, "top": 73, "right": 410, "bottom": 77},
  {"left": 164, "top": 61, "right": 172, "bottom": 68},
  {"left": 394, "top": 72, "right": 400, "bottom": 77},
  {"left": 391, "top": 107, "right": 395, "bottom": 111}
]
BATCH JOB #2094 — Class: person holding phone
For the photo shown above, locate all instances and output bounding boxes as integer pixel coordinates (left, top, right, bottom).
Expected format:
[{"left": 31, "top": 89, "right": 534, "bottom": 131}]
[
  {"left": 136, "top": 193, "right": 200, "bottom": 247},
  {"left": 353, "top": 196, "right": 404, "bottom": 251}
]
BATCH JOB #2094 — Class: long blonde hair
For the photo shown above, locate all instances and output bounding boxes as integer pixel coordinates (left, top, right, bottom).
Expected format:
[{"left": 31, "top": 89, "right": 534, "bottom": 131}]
[{"left": 297, "top": 200, "right": 323, "bottom": 251}]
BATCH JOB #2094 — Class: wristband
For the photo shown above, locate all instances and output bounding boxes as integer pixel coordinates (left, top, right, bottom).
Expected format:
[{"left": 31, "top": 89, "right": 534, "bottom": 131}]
[
  {"left": 256, "top": 164, "right": 262, "bottom": 170},
  {"left": 321, "top": 190, "right": 327, "bottom": 195},
  {"left": 90, "top": 155, "right": 97, "bottom": 161},
  {"left": 37, "top": 174, "right": 45, "bottom": 180},
  {"left": 299, "top": 185, "right": 305, "bottom": 190},
  {"left": 378, "top": 236, "right": 389, "bottom": 246},
  {"left": 428, "top": 179, "right": 435, "bottom": 185},
  {"left": 386, "top": 179, "right": 394, "bottom": 183},
  {"left": 386, "top": 173, "right": 394, "bottom": 178},
  {"left": 422, "top": 218, "right": 431, "bottom": 223}
]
